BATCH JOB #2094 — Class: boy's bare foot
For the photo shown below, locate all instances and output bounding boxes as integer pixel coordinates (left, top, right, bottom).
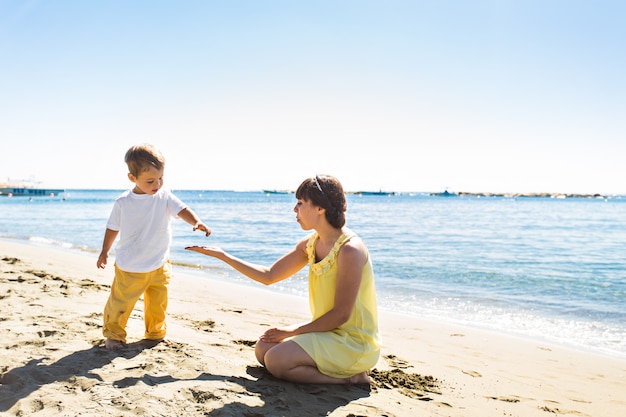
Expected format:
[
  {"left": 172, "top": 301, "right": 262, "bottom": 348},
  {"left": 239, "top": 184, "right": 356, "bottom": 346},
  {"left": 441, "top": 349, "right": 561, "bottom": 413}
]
[
  {"left": 141, "top": 338, "right": 173, "bottom": 348},
  {"left": 148, "top": 337, "right": 171, "bottom": 345},
  {"left": 157, "top": 338, "right": 173, "bottom": 346},
  {"left": 105, "top": 339, "right": 125, "bottom": 350},
  {"left": 348, "top": 371, "right": 372, "bottom": 385}
]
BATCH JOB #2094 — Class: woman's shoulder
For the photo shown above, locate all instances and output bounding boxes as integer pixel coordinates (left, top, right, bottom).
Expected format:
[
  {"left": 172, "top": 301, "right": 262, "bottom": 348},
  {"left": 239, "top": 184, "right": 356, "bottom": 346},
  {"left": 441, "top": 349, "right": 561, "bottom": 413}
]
[
  {"left": 338, "top": 229, "right": 367, "bottom": 255},
  {"left": 340, "top": 228, "right": 363, "bottom": 246}
]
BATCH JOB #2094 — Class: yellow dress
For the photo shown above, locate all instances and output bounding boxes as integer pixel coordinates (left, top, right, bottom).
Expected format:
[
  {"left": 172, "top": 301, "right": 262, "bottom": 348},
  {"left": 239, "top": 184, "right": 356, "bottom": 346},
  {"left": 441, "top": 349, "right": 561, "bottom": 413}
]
[{"left": 292, "top": 229, "right": 381, "bottom": 378}]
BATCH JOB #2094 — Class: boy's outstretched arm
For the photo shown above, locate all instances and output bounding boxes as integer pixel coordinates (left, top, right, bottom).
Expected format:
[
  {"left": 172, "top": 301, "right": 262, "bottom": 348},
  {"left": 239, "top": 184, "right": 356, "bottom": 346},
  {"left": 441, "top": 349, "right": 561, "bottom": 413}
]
[{"left": 178, "top": 207, "right": 211, "bottom": 237}]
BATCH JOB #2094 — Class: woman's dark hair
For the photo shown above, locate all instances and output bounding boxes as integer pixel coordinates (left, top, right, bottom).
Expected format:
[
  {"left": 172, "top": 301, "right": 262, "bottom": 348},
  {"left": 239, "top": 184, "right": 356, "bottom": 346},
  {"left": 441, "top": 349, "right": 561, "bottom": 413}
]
[{"left": 295, "top": 175, "right": 347, "bottom": 228}]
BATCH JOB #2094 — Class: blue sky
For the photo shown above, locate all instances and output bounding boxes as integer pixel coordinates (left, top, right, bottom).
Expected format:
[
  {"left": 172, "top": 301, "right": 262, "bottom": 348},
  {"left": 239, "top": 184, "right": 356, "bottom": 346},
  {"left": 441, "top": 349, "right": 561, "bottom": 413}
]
[{"left": 1, "top": 1, "right": 625, "bottom": 194}]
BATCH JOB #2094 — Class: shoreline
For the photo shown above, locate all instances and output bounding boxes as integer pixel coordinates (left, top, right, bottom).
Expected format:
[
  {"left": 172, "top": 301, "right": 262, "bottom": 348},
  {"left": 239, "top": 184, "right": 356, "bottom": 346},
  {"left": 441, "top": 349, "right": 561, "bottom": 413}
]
[
  {"left": 176, "top": 260, "right": 626, "bottom": 362},
  {"left": 1, "top": 239, "right": 625, "bottom": 416},
  {"left": 9, "top": 236, "right": 625, "bottom": 361}
]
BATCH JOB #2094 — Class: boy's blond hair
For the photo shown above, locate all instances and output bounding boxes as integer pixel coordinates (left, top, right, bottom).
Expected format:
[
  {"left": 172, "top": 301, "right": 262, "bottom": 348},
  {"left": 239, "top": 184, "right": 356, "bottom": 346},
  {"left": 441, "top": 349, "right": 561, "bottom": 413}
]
[{"left": 124, "top": 144, "right": 165, "bottom": 177}]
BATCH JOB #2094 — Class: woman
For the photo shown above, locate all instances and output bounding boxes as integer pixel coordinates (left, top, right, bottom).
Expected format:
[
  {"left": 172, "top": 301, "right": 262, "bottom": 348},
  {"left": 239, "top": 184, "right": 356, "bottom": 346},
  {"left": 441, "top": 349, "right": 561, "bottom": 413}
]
[{"left": 185, "top": 175, "right": 380, "bottom": 384}]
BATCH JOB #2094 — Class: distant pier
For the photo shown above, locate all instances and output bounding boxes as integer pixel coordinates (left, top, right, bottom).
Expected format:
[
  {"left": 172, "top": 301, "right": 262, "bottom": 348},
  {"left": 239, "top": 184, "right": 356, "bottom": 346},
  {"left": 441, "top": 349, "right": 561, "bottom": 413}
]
[{"left": 431, "top": 191, "right": 609, "bottom": 199}]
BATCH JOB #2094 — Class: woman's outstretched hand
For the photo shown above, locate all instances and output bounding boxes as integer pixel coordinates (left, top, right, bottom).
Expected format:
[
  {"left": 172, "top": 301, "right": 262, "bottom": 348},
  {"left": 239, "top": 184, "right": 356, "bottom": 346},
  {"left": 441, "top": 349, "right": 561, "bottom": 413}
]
[{"left": 185, "top": 245, "right": 225, "bottom": 258}]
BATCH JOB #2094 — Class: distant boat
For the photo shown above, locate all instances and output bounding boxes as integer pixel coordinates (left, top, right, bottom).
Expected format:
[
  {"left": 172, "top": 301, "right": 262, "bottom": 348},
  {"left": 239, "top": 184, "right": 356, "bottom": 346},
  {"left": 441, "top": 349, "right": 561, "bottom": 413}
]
[
  {"left": 0, "top": 179, "right": 64, "bottom": 197},
  {"left": 352, "top": 190, "right": 396, "bottom": 196},
  {"left": 263, "top": 189, "right": 293, "bottom": 195},
  {"left": 430, "top": 190, "right": 458, "bottom": 197}
]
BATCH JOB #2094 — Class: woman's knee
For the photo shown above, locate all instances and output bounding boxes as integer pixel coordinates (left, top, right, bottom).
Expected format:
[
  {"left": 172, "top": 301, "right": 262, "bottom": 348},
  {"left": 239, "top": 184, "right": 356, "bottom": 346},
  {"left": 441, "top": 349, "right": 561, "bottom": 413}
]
[
  {"left": 263, "top": 347, "right": 284, "bottom": 377},
  {"left": 263, "top": 341, "right": 312, "bottom": 378},
  {"left": 254, "top": 339, "right": 273, "bottom": 365}
]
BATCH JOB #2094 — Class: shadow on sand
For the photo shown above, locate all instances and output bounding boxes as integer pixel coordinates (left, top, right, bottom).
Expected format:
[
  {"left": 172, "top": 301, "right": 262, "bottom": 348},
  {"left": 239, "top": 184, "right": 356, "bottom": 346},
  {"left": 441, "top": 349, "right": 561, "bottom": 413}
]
[
  {"left": 0, "top": 340, "right": 371, "bottom": 416},
  {"left": 0, "top": 339, "right": 162, "bottom": 411}
]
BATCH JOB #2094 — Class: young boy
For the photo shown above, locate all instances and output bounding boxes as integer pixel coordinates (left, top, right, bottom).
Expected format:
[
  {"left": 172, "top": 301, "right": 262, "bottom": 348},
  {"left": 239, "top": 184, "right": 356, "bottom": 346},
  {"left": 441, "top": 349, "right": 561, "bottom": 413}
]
[{"left": 97, "top": 143, "right": 211, "bottom": 350}]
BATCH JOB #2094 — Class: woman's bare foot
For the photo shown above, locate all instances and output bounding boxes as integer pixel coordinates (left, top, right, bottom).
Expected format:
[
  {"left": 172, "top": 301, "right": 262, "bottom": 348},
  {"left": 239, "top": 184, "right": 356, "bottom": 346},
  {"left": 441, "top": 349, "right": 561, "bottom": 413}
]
[
  {"left": 105, "top": 338, "right": 125, "bottom": 350},
  {"left": 348, "top": 371, "right": 372, "bottom": 385}
]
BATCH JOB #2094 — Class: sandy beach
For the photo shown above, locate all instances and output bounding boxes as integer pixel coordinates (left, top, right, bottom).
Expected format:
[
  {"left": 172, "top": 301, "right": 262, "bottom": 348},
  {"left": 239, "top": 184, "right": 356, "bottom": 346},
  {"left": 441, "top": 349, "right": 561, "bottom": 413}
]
[{"left": 1, "top": 239, "right": 625, "bottom": 417}]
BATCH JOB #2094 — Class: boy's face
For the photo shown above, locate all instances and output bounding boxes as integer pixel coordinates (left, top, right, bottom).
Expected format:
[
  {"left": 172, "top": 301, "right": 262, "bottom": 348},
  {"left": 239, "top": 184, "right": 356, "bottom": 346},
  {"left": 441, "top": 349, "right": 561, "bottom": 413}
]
[{"left": 128, "top": 166, "right": 164, "bottom": 195}]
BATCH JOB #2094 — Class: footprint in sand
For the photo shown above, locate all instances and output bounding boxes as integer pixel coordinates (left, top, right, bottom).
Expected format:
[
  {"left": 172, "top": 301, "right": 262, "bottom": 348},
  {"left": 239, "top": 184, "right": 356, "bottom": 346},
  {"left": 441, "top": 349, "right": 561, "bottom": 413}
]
[
  {"left": 37, "top": 330, "right": 60, "bottom": 338},
  {"left": 487, "top": 395, "right": 520, "bottom": 403},
  {"left": 193, "top": 319, "right": 216, "bottom": 332},
  {"left": 188, "top": 387, "right": 222, "bottom": 403},
  {"left": 1, "top": 257, "right": 21, "bottom": 266},
  {"left": 383, "top": 354, "right": 411, "bottom": 369},
  {"left": 462, "top": 370, "right": 482, "bottom": 377},
  {"left": 219, "top": 308, "right": 243, "bottom": 314},
  {"left": 233, "top": 339, "right": 256, "bottom": 347}
]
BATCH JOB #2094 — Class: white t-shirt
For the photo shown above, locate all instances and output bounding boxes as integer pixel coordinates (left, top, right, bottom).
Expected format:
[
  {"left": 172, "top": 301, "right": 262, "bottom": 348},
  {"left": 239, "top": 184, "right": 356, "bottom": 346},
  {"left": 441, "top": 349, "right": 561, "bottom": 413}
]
[{"left": 106, "top": 188, "right": 187, "bottom": 272}]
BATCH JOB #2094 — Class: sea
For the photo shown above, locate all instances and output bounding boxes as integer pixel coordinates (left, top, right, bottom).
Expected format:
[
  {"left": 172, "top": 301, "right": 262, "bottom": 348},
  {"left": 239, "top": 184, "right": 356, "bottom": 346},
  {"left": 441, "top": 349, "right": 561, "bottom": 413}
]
[{"left": 1, "top": 189, "right": 625, "bottom": 359}]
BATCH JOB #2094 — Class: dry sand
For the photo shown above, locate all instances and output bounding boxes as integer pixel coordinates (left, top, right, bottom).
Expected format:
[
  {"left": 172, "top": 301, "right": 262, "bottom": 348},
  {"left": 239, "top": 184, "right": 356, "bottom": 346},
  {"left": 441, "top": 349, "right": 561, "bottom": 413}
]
[{"left": 1, "top": 239, "right": 625, "bottom": 417}]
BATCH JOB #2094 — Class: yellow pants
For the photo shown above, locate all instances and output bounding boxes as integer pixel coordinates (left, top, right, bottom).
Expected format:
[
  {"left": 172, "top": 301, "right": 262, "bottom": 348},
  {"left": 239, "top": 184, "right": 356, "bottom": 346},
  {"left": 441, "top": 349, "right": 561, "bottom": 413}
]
[{"left": 103, "top": 262, "right": 171, "bottom": 343}]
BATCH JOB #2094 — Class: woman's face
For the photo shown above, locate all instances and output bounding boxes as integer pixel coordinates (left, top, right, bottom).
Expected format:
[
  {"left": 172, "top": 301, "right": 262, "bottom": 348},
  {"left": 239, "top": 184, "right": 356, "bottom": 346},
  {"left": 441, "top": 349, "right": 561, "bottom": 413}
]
[{"left": 294, "top": 198, "right": 322, "bottom": 230}]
